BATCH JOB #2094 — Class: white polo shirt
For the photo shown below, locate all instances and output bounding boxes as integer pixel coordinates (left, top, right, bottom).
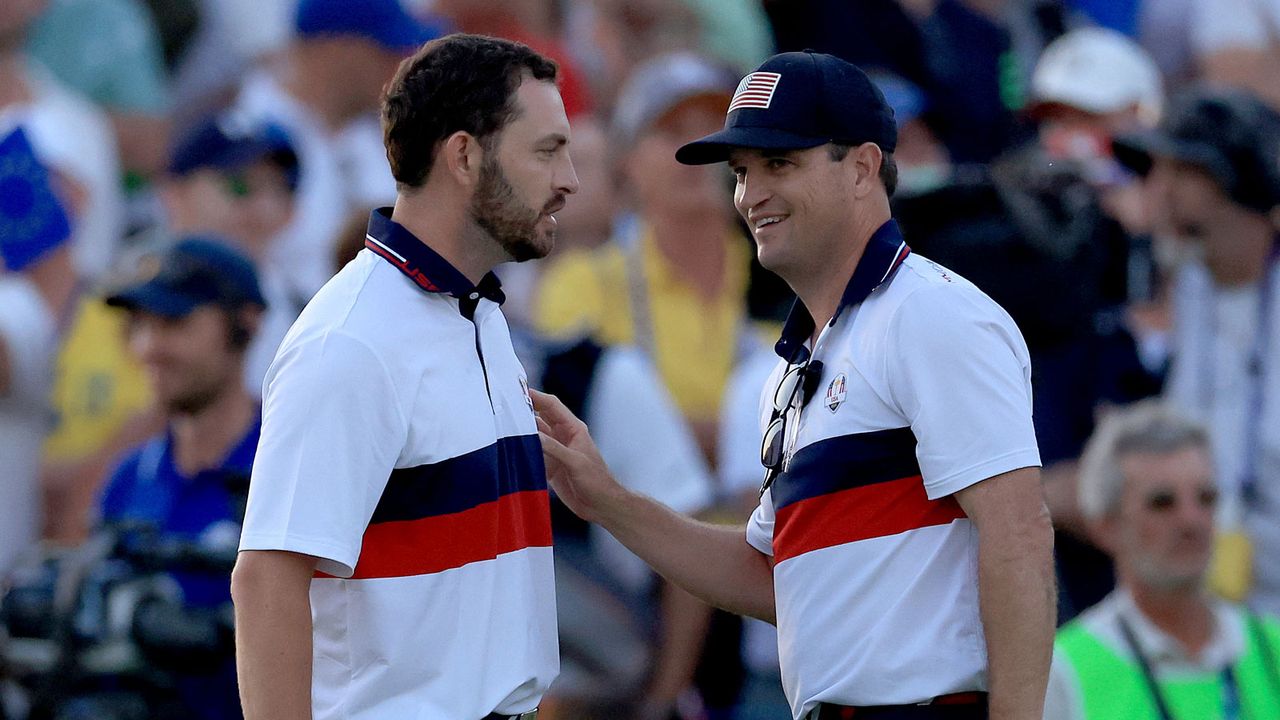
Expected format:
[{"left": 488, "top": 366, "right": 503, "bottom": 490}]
[
  {"left": 241, "top": 208, "right": 557, "bottom": 720},
  {"left": 744, "top": 220, "right": 1041, "bottom": 718}
]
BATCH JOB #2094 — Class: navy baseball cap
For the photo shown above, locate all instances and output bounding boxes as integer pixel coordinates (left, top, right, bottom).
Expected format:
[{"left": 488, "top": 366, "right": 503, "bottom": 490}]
[
  {"left": 168, "top": 114, "right": 298, "bottom": 187},
  {"left": 1113, "top": 87, "right": 1280, "bottom": 213},
  {"left": 676, "top": 51, "right": 897, "bottom": 165},
  {"left": 295, "top": 0, "right": 448, "bottom": 52},
  {"left": 106, "top": 237, "right": 267, "bottom": 318}
]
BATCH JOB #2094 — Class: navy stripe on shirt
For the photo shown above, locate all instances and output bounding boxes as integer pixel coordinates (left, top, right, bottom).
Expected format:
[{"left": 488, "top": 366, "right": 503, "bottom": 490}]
[
  {"left": 369, "top": 433, "right": 546, "bottom": 523},
  {"left": 772, "top": 426, "right": 921, "bottom": 510}
]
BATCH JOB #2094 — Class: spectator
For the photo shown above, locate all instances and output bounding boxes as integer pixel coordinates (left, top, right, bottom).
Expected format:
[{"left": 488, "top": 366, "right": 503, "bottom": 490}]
[
  {"left": 232, "top": 0, "right": 444, "bottom": 302},
  {"left": 26, "top": 0, "right": 173, "bottom": 178},
  {"left": 531, "top": 337, "right": 716, "bottom": 719},
  {"left": 0, "top": 0, "right": 124, "bottom": 284},
  {"left": 97, "top": 237, "right": 266, "bottom": 720},
  {"left": 1113, "top": 87, "right": 1280, "bottom": 613},
  {"left": 42, "top": 114, "right": 300, "bottom": 545},
  {"left": 535, "top": 51, "right": 747, "bottom": 465},
  {"left": 0, "top": 126, "right": 76, "bottom": 576},
  {"left": 1046, "top": 400, "right": 1280, "bottom": 720},
  {"left": 159, "top": 113, "right": 302, "bottom": 392}
]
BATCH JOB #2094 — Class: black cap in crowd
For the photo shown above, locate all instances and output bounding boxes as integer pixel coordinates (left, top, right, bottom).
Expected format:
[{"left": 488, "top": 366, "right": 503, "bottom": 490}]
[
  {"left": 675, "top": 50, "right": 897, "bottom": 165},
  {"left": 1113, "top": 87, "right": 1280, "bottom": 214},
  {"left": 106, "top": 237, "right": 267, "bottom": 318}
]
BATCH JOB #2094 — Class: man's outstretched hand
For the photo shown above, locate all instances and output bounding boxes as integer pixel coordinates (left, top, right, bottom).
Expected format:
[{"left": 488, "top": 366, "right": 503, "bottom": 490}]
[{"left": 531, "top": 389, "right": 624, "bottom": 524}]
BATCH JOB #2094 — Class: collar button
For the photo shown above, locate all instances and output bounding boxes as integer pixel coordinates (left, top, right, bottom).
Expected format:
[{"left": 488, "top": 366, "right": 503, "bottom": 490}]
[{"left": 469, "top": 292, "right": 480, "bottom": 300}]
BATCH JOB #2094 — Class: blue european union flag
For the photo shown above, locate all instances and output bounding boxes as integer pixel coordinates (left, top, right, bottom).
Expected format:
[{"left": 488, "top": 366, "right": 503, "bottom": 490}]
[{"left": 0, "top": 126, "right": 71, "bottom": 272}]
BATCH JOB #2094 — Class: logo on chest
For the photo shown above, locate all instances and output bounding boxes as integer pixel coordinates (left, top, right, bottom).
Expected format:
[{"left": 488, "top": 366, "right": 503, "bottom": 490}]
[{"left": 825, "top": 373, "right": 847, "bottom": 413}]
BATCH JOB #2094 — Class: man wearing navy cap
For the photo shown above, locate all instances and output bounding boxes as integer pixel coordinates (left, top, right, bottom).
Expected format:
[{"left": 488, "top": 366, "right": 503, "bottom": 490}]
[
  {"left": 536, "top": 51, "right": 1056, "bottom": 719},
  {"left": 99, "top": 237, "right": 267, "bottom": 720}
]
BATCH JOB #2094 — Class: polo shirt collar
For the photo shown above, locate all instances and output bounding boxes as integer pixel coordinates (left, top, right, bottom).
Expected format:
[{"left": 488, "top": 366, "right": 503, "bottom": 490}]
[
  {"left": 364, "top": 207, "right": 506, "bottom": 305},
  {"left": 774, "top": 219, "right": 911, "bottom": 362}
]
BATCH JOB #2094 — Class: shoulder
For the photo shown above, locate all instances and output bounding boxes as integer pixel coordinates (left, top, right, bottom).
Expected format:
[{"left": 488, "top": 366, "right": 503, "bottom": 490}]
[{"left": 878, "top": 254, "right": 1025, "bottom": 350}]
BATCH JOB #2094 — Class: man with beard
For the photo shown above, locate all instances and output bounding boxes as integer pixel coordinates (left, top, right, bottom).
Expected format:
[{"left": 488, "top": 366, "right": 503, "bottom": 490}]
[
  {"left": 99, "top": 236, "right": 266, "bottom": 720},
  {"left": 1046, "top": 401, "right": 1280, "bottom": 720},
  {"left": 233, "top": 34, "right": 577, "bottom": 720}
]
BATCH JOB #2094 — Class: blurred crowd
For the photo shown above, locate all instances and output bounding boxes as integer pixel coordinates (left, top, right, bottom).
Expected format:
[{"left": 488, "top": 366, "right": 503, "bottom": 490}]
[{"left": 1, "top": 0, "right": 1280, "bottom": 718}]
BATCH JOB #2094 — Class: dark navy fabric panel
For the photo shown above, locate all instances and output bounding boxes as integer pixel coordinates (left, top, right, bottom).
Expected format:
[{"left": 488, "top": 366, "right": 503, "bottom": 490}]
[
  {"left": 772, "top": 426, "right": 920, "bottom": 510},
  {"left": 369, "top": 433, "right": 546, "bottom": 523}
]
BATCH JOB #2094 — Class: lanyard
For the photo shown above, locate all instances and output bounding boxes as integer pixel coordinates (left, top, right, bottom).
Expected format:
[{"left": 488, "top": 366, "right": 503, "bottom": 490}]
[{"left": 1117, "top": 616, "right": 1243, "bottom": 720}]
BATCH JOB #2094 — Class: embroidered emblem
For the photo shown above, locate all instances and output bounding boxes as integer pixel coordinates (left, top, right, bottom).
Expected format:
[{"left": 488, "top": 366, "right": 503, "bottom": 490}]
[
  {"left": 825, "top": 373, "right": 847, "bottom": 413},
  {"left": 728, "top": 72, "right": 781, "bottom": 113}
]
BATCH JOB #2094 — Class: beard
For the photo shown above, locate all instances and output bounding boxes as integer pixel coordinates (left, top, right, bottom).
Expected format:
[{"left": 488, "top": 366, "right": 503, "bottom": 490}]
[{"left": 469, "top": 156, "right": 560, "bottom": 262}]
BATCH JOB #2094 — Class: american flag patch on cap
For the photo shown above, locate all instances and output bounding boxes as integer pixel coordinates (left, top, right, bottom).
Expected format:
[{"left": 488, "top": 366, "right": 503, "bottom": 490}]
[{"left": 728, "top": 72, "right": 781, "bottom": 113}]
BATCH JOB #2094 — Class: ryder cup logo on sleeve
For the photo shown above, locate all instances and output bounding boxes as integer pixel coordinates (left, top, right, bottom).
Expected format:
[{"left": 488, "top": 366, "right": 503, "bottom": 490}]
[{"left": 728, "top": 72, "right": 782, "bottom": 113}]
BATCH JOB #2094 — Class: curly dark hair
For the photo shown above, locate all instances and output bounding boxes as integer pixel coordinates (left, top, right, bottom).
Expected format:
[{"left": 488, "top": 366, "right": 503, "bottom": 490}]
[{"left": 381, "top": 33, "right": 559, "bottom": 189}]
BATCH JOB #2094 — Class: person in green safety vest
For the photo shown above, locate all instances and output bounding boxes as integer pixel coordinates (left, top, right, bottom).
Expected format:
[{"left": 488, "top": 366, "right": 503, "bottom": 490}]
[{"left": 1044, "top": 400, "right": 1280, "bottom": 720}]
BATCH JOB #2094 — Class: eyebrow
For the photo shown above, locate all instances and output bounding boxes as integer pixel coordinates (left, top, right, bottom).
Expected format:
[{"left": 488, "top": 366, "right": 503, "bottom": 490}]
[{"left": 537, "top": 134, "right": 569, "bottom": 148}]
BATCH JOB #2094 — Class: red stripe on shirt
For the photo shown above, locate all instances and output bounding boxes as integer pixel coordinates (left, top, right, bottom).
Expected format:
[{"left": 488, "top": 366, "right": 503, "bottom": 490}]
[
  {"left": 772, "top": 475, "right": 965, "bottom": 563},
  {"left": 317, "top": 489, "right": 553, "bottom": 579}
]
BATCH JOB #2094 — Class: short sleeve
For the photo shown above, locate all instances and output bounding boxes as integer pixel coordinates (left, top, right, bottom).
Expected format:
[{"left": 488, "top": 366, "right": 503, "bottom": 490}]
[
  {"left": 239, "top": 330, "right": 409, "bottom": 577},
  {"left": 745, "top": 488, "right": 776, "bottom": 556},
  {"left": 717, "top": 349, "right": 783, "bottom": 495},
  {"left": 587, "top": 347, "right": 714, "bottom": 514},
  {"left": 886, "top": 284, "right": 1041, "bottom": 499}
]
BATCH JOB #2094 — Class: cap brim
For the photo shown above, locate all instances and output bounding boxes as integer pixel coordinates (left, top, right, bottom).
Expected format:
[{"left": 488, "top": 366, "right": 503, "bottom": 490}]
[
  {"left": 1112, "top": 129, "right": 1228, "bottom": 179},
  {"left": 105, "top": 283, "right": 201, "bottom": 318},
  {"left": 675, "top": 126, "right": 830, "bottom": 165}
]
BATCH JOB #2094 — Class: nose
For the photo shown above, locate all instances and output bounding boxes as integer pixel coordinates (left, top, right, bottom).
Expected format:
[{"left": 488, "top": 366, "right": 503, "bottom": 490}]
[
  {"left": 734, "top": 172, "right": 769, "bottom": 219},
  {"left": 127, "top": 317, "right": 160, "bottom": 362},
  {"left": 557, "top": 155, "right": 580, "bottom": 196}
]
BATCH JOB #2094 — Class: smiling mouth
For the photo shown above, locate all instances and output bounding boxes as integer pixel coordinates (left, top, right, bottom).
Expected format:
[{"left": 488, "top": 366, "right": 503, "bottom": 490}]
[{"left": 754, "top": 216, "right": 786, "bottom": 231}]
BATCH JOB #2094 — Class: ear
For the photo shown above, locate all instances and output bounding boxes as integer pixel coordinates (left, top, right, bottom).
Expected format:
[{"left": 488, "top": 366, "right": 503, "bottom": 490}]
[
  {"left": 440, "top": 131, "right": 487, "bottom": 188},
  {"left": 850, "top": 142, "right": 883, "bottom": 199}
]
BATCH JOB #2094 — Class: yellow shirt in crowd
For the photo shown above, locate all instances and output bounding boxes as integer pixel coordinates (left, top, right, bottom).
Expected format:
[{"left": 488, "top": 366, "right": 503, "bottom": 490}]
[
  {"left": 534, "top": 227, "right": 752, "bottom": 425},
  {"left": 44, "top": 298, "right": 151, "bottom": 464}
]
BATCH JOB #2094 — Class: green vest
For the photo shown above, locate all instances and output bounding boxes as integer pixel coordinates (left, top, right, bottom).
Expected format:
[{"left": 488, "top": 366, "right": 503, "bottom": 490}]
[{"left": 1056, "top": 614, "right": 1280, "bottom": 720}]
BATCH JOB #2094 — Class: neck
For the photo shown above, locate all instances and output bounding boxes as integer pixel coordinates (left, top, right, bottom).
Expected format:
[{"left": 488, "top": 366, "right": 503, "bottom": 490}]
[
  {"left": 789, "top": 204, "right": 892, "bottom": 337},
  {"left": 1208, "top": 211, "right": 1276, "bottom": 288},
  {"left": 648, "top": 210, "right": 730, "bottom": 302},
  {"left": 392, "top": 191, "right": 502, "bottom": 285},
  {"left": 1126, "top": 581, "right": 1216, "bottom": 657},
  {"left": 170, "top": 384, "right": 257, "bottom": 478}
]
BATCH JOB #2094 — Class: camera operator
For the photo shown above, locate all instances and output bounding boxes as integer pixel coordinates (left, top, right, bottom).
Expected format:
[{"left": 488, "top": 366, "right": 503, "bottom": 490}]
[{"left": 96, "top": 237, "right": 266, "bottom": 720}]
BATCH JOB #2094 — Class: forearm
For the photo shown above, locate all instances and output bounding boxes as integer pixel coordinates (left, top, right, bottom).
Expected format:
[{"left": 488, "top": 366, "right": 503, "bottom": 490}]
[
  {"left": 598, "top": 489, "right": 775, "bottom": 622},
  {"left": 232, "top": 551, "right": 317, "bottom": 720},
  {"left": 978, "top": 512, "right": 1056, "bottom": 719}
]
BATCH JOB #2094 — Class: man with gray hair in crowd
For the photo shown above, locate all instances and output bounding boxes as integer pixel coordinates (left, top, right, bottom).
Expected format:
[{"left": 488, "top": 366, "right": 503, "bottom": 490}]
[{"left": 1045, "top": 400, "right": 1280, "bottom": 720}]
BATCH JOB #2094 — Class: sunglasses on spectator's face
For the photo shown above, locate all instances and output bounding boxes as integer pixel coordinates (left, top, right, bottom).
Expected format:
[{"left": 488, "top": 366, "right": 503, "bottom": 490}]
[
  {"left": 759, "top": 360, "right": 822, "bottom": 495},
  {"left": 1143, "top": 486, "right": 1218, "bottom": 513}
]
